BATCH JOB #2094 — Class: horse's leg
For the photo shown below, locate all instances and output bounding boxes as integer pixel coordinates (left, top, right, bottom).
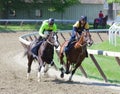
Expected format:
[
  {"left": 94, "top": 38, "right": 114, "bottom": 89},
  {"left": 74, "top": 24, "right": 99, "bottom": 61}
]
[
  {"left": 95, "top": 23, "right": 99, "bottom": 29},
  {"left": 44, "top": 63, "right": 49, "bottom": 73},
  {"left": 59, "top": 53, "right": 65, "bottom": 78},
  {"left": 37, "top": 58, "right": 45, "bottom": 82},
  {"left": 65, "top": 59, "right": 70, "bottom": 74},
  {"left": 27, "top": 55, "right": 33, "bottom": 79},
  {"left": 38, "top": 63, "right": 42, "bottom": 82},
  {"left": 69, "top": 57, "right": 85, "bottom": 81},
  {"left": 69, "top": 65, "right": 79, "bottom": 81},
  {"left": 94, "top": 23, "right": 97, "bottom": 29}
]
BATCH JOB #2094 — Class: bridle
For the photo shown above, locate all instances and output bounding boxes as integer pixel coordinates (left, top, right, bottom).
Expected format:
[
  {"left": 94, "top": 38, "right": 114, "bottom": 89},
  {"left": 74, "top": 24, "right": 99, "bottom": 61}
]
[{"left": 46, "top": 33, "right": 59, "bottom": 46}]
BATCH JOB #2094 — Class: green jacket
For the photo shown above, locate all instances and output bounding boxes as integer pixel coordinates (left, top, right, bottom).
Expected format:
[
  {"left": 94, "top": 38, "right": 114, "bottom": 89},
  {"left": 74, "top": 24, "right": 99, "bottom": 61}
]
[{"left": 39, "top": 20, "right": 57, "bottom": 36}]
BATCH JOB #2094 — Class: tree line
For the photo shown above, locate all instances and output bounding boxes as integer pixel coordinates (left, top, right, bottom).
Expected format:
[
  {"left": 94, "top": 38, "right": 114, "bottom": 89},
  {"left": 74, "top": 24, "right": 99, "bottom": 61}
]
[{"left": 0, "top": 0, "right": 119, "bottom": 19}]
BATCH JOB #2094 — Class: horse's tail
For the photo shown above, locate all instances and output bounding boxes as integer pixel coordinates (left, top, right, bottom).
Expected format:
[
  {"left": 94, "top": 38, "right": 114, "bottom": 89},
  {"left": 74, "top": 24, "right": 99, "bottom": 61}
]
[
  {"left": 23, "top": 49, "right": 28, "bottom": 57},
  {"left": 23, "top": 45, "right": 29, "bottom": 57}
]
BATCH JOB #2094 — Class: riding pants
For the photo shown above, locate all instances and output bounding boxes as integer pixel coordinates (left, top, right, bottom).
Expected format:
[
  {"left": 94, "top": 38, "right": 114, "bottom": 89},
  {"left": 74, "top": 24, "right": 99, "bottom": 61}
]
[{"left": 31, "top": 40, "right": 44, "bottom": 56}]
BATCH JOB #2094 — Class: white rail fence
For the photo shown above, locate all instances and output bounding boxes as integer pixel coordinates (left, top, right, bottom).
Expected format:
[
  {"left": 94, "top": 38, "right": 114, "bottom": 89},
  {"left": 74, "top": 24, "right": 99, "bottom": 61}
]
[{"left": 109, "top": 22, "right": 120, "bottom": 46}]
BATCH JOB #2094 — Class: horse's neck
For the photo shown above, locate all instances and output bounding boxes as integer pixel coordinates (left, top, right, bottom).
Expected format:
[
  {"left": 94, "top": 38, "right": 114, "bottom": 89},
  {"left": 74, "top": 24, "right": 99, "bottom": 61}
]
[
  {"left": 78, "top": 35, "right": 84, "bottom": 44},
  {"left": 74, "top": 35, "right": 85, "bottom": 49},
  {"left": 42, "top": 41, "right": 48, "bottom": 48}
]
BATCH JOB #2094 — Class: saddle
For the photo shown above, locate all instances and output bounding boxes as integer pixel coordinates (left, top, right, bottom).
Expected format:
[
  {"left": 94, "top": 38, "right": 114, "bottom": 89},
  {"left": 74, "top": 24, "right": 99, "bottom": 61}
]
[
  {"left": 64, "top": 40, "right": 76, "bottom": 55},
  {"left": 31, "top": 39, "right": 44, "bottom": 56}
]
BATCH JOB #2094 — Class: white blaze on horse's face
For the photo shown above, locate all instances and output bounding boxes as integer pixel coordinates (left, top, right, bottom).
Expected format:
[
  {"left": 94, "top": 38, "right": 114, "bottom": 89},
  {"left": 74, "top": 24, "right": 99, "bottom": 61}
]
[
  {"left": 87, "top": 39, "right": 93, "bottom": 47},
  {"left": 53, "top": 34, "right": 59, "bottom": 48},
  {"left": 85, "top": 35, "right": 93, "bottom": 47}
]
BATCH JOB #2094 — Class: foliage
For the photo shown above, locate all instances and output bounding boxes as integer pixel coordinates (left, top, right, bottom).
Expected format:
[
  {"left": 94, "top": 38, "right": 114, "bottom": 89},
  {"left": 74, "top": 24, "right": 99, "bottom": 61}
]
[
  {"left": 0, "top": 0, "right": 79, "bottom": 18},
  {"left": 46, "top": 0, "right": 79, "bottom": 12},
  {"left": 107, "top": 0, "right": 120, "bottom": 3}
]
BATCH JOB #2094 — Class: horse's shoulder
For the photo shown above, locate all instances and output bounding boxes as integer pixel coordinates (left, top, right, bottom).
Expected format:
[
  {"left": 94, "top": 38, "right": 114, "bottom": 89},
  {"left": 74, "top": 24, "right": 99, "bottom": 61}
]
[{"left": 59, "top": 41, "right": 68, "bottom": 54}]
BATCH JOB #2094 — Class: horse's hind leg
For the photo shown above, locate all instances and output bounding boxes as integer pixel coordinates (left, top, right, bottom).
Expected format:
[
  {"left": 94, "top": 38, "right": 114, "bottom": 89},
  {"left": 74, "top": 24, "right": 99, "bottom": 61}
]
[
  {"left": 65, "top": 60, "right": 70, "bottom": 74},
  {"left": 27, "top": 55, "right": 33, "bottom": 79},
  {"left": 59, "top": 53, "right": 65, "bottom": 78}
]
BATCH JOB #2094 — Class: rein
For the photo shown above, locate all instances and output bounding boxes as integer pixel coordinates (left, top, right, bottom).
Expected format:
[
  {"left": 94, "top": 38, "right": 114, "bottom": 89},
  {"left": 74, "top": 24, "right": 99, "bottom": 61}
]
[
  {"left": 76, "top": 42, "right": 87, "bottom": 47},
  {"left": 46, "top": 40, "right": 54, "bottom": 45}
]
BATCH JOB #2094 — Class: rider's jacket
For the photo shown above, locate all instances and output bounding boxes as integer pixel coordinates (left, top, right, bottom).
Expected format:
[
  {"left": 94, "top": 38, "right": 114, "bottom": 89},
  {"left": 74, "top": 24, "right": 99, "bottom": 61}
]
[
  {"left": 73, "top": 21, "right": 89, "bottom": 34},
  {"left": 39, "top": 20, "right": 57, "bottom": 36},
  {"left": 99, "top": 13, "right": 104, "bottom": 18}
]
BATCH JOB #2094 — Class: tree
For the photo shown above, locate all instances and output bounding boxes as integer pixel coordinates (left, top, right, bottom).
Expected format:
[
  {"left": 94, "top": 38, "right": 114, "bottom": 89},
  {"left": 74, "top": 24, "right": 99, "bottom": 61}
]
[
  {"left": 107, "top": 0, "right": 120, "bottom": 3},
  {"left": 44, "top": 0, "right": 79, "bottom": 19},
  {"left": 107, "top": 0, "right": 120, "bottom": 20},
  {"left": 46, "top": 0, "right": 79, "bottom": 12},
  {"left": 0, "top": 0, "right": 79, "bottom": 19},
  {"left": 0, "top": 0, "right": 27, "bottom": 18}
]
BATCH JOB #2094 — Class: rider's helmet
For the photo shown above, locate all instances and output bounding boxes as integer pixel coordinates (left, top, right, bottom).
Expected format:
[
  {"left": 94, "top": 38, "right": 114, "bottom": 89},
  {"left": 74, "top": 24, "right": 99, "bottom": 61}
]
[
  {"left": 48, "top": 18, "right": 54, "bottom": 25},
  {"left": 80, "top": 16, "right": 87, "bottom": 22}
]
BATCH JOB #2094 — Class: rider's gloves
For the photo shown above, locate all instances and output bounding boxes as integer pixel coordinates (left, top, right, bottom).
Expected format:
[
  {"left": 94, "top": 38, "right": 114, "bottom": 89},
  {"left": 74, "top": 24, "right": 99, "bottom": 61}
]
[{"left": 39, "top": 33, "right": 46, "bottom": 38}]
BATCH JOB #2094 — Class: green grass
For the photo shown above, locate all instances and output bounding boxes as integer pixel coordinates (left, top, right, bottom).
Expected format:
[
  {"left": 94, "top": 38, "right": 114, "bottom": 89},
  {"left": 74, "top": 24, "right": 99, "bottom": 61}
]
[
  {"left": 54, "top": 37, "right": 120, "bottom": 84},
  {"left": 0, "top": 24, "right": 38, "bottom": 32},
  {"left": 0, "top": 23, "right": 110, "bottom": 32},
  {"left": 89, "top": 36, "right": 120, "bottom": 51}
]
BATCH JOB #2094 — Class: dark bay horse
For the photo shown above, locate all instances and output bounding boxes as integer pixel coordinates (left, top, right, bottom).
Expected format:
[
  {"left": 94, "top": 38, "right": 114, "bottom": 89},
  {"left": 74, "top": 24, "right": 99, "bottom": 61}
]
[
  {"left": 93, "top": 15, "right": 108, "bottom": 29},
  {"left": 24, "top": 32, "right": 59, "bottom": 81},
  {"left": 59, "top": 32, "right": 93, "bottom": 81}
]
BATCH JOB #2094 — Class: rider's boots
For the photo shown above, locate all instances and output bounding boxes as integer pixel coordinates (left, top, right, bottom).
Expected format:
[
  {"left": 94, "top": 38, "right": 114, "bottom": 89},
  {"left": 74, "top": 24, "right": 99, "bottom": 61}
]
[
  {"left": 31, "top": 41, "right": 43, "bottom": 58},
  {"left": 65, "top": 41, "right": 72, "bottom": 55}
]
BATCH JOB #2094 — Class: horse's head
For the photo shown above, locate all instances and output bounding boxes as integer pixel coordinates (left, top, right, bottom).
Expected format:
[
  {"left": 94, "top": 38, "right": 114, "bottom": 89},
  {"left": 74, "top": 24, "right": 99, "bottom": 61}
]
[
  {"left": 103, "top": 15, "right": 108, "bottom": 21},
  {"left": 84, "top": 32, "right": 93, "bottom": 47},
  {"left": 75, "top": 32, "right": 93, "bottom": 48},
  {"left": 46, "top": 32, "right": 59, "bottom": 48},
  {"left": 74, "top": 32, "right": 87, "bottom": 48}
]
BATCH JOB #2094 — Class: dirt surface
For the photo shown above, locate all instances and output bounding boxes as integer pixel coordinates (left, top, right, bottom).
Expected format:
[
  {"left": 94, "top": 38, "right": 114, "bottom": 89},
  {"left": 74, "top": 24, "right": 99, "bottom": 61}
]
[{"left": 0, "top": 32, "right": 120, "bottom": 94}]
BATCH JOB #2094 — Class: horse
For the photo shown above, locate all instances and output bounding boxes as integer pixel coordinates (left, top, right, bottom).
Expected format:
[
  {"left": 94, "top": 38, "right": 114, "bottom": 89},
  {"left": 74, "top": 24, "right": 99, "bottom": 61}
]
[
  {"left": 93, "top": 15, "right": 108, "bottom": 29},
  {"left": 59, "top": 32, "right": 93, "bottom": 81},
  {"left": 24, "top": 32, "right": 59, "bottom": 81}
]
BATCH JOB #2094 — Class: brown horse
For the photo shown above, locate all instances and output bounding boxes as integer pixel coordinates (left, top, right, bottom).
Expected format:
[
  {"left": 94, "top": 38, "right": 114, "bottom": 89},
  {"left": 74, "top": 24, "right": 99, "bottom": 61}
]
[
  {"left": 59, "top": 32, "right": 93, "bottom": 81},
  {"left": 24, "top": 32, "right": 59, "bottom": 81}
]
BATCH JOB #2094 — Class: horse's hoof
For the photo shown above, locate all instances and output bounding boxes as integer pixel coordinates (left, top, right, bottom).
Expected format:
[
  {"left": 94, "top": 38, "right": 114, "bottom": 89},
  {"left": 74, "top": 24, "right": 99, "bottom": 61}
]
[
  {"left": 60, "top": 73, "right": 64, "bottom": 78},
  {"left": 65, "top": 71, "right": 70, "bottom": 74},
  {"left": 68, "top": 79, "right": 73, "bottom": 82}
]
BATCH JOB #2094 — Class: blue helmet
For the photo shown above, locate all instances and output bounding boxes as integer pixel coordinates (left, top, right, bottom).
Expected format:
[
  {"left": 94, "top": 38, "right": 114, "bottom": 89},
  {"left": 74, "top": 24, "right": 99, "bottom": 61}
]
[
  {"left": 80, "top": 16, "right": 86, "bottom": 21},
  {"left": 48, "top": 18, "right": 54, "bottom": 25}
]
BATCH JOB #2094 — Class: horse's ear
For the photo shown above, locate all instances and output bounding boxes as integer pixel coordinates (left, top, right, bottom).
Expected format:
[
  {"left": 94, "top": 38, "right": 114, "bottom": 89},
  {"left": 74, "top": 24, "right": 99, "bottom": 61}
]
[{"left": 54, "top": 32, "right": 58, "bottom": 35}]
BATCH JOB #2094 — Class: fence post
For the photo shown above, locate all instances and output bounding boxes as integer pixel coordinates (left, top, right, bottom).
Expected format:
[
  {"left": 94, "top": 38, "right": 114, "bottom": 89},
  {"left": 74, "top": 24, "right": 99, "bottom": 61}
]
[{"left": 89, "top": 54, "right": 107, "bottom": 82}]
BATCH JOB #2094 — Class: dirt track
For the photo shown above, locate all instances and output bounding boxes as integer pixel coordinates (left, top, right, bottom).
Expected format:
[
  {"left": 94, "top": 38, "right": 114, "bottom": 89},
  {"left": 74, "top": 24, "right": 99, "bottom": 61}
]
[{"left": 0, "top": 32, "right": 120, "bottom": 94}]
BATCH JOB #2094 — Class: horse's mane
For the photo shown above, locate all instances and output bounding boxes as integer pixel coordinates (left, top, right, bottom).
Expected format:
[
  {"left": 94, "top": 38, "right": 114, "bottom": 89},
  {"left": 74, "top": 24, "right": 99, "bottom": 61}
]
[{"left": 74, "top": 33, "right": 85, "bottom": 49}]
